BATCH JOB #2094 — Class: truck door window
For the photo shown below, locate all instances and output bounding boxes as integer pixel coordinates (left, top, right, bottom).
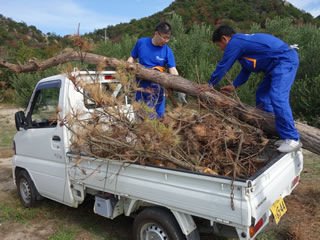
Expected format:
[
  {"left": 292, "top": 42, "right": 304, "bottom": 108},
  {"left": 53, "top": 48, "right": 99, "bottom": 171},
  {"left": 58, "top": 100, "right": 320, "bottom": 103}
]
[{"left": 29, "top": 87, "right": 60, "bottom": 128}]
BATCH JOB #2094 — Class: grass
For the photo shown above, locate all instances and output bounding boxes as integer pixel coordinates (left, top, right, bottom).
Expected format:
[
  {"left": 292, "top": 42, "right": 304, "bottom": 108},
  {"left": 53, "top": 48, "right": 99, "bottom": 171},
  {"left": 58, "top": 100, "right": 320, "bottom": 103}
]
[
  {"left": 48, "top": 225, "right": 80, "bottom": 240},
  {"left": 0, "top": 190, "right": 132, "bottom": 240},
  {"left": 302, "top": 150, "right": 320, "bottom": 182},
  {"left": 0, "top": 197, "right": 42, "bottom": 223},
  {"left": 256, "top": 232, "right": 278, "bottom": 240}
]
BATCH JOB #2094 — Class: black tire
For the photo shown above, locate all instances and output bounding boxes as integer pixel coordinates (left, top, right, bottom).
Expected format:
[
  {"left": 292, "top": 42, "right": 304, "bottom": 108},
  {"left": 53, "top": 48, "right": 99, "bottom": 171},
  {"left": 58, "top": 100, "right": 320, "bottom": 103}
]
[
  {"left": 16, "top": 170, "right": 39, "bottom": 208},
  {"left": 133, "top": 207, "right": 186, "bottom": 240}
]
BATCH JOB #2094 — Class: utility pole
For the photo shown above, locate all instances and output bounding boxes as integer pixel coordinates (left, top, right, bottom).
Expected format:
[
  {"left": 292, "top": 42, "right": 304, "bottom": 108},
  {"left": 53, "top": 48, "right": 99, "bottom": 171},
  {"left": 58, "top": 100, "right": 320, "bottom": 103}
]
[{"left": 104, "top": 28, "right": 107, "bottom": 44}]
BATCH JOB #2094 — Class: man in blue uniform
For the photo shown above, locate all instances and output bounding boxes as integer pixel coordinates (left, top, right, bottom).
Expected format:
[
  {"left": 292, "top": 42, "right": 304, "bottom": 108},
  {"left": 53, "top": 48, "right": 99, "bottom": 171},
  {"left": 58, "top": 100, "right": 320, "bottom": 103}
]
[
  {"left": 207, "top": 25, "right": 301, "bottom": 152},
  {"left": 127, "top": 22, "right": 186, "bottom": 119}
]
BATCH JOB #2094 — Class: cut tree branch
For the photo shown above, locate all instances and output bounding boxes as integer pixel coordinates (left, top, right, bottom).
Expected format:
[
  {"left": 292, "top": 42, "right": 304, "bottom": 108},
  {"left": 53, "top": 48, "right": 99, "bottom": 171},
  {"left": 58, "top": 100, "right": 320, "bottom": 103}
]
[{"left": 1, "top": 51, "right": 319, "bottom": 155}]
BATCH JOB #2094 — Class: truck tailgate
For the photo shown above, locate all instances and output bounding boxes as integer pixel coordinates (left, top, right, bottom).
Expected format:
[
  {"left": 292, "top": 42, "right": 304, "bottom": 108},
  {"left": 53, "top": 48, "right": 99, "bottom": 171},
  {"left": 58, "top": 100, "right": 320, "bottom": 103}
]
[{"left": 247, "top": 150, "right": 303, "bottom": 229}]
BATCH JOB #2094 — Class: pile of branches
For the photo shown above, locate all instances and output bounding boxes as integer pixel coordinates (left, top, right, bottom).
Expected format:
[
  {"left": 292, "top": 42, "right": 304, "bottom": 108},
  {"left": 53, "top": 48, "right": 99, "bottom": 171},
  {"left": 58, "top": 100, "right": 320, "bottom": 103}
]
[{"left": 64, "top": 67, "right": 275, "bottom": 179}]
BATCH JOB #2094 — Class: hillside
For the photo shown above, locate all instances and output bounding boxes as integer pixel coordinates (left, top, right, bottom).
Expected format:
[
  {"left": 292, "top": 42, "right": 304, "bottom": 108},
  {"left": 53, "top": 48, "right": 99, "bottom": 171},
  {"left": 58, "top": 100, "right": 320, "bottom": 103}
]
[
  {"left": 0, "top": 14, "right": 47, "bottom": 48},
  {"left": 90, "top": 0, "right": 315, "bottom": 40},
  {"left": 0, "top": 14, "right": 73, "bottom": 91},
  {"left": 0, "top": 14, "right": 75, "bottom": 62}
]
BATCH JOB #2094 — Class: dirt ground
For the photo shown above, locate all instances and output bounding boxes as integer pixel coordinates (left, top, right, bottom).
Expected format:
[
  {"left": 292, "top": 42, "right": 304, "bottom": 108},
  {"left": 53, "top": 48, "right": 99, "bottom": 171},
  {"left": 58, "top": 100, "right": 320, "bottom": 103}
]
[{"left": 0, "top": 105, "right": 319, "bottom": 240}]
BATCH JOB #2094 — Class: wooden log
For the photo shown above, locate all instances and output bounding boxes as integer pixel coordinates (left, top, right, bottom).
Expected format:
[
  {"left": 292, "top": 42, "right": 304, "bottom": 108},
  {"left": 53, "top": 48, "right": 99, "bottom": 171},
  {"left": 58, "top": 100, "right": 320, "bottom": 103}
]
[{"left": 1, "top": 51, "right": 319, "bottom": 154}]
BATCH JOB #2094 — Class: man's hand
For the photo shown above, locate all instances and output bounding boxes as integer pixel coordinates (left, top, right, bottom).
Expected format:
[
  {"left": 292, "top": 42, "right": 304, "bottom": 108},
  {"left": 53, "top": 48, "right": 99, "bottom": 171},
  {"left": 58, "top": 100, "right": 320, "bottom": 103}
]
[
  {"left": 127, "top": 56, "right": 135, "bottom": 63},
  {"left": 219, "top": 85, "right": 235, "bottom": 95},
  {"left": 177, "top": 92, "right": 187, "bottom": 104}
]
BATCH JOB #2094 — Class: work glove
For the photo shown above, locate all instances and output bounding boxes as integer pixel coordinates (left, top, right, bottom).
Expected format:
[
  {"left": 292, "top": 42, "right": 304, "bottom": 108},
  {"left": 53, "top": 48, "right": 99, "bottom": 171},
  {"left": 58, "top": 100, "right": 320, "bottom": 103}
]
[
  {"left": 290, "top": 44, "right": 299, "bottom": 50},
  {"left": 177, "top": 92, "right": 187, "bottom": 104}
]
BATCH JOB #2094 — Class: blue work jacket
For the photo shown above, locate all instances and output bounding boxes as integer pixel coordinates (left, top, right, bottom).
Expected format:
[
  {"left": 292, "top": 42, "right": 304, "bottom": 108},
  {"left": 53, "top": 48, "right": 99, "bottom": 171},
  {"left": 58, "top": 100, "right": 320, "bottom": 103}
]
[{"left": 209, "top": 33, "right": 293, "bottom": 87}]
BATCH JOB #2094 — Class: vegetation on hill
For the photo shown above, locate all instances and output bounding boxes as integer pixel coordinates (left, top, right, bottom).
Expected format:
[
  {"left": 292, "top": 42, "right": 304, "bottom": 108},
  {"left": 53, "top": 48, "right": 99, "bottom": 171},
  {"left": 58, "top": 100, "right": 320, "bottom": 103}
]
[
  {"left": 0, "top": 14, "right": 45, "bottom": 47},
  {"left": 0, "top": 14, "right": 75, "bottom": 62},
  {"left": 88, "top": 0, "right": 316, "bottom": 41}
]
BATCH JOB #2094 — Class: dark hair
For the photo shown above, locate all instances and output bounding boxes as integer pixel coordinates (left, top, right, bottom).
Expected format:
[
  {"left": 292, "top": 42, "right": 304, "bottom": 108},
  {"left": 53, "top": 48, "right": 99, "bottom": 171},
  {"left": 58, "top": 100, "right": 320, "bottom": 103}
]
[
  {"left": 155, "top": 22, "right": 172, "bottom": 35},
  {"left": 212, "top": 25, "right": 236, "bottom": 42}
]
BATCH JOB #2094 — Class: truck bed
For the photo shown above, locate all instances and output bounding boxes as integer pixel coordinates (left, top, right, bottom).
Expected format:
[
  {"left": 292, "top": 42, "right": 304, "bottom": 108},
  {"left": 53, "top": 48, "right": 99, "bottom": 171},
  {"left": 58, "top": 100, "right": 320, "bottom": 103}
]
[{"left": 67, "top": 149, "right": 303, "bottom": 230}]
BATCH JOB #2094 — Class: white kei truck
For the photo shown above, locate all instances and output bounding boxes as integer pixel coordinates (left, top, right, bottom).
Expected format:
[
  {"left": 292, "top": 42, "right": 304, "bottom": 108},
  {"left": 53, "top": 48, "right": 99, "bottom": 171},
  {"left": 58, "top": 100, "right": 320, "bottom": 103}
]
[{"left": 12, "top": 70, "right": 303, "bottom": 240}]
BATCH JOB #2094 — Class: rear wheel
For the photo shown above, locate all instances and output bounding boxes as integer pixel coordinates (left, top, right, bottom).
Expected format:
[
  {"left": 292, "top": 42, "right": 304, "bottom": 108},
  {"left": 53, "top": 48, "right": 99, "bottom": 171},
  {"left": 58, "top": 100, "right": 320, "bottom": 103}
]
[
  {"left": 16, "top": 170, "right": 38, "bottom": 208},
  {"left": 133, "top": 207, "right": 186, "bottom": 240}
]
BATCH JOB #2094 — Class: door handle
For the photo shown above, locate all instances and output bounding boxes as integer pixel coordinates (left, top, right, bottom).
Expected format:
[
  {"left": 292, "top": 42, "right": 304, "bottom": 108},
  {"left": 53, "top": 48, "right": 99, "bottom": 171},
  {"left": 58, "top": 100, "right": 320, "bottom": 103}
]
[{"left": 52, "top": 135, "right": 61, "bottom": 141}]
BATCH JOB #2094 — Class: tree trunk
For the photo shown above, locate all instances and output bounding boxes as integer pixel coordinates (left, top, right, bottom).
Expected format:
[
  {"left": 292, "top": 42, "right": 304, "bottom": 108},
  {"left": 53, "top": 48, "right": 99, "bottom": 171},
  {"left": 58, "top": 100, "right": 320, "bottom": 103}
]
[{"left": 1, "top": 51, "right": 319, "bottom": 154}]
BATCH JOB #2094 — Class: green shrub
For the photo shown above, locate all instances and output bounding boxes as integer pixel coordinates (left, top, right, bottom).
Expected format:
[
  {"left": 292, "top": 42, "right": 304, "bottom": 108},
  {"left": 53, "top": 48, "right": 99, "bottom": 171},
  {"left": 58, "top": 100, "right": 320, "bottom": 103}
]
[
  {"left": 10, "top": 68, "right": 59, "bottom": 108},
  {"left": 0, "top": 88, "right": 15, "bottom": 103},
  {"left": 291, "top": 74, "right": 320, "bottom": 128},
  {"left": 168, "top": 14, "right": 217, "bottom": 83},
  {"left": 94, "top": 34, "right": 138, "bottom": 60}
]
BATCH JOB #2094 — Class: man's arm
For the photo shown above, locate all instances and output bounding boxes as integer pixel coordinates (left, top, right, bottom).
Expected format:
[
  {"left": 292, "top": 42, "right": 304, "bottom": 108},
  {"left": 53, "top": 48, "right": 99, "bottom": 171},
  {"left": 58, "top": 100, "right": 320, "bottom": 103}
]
[
  {"left": 209, "top": 41, "right": 242, "bottom": 87},
  {"left": 233, "top": 68, "right": 251, "bottom": 88}
]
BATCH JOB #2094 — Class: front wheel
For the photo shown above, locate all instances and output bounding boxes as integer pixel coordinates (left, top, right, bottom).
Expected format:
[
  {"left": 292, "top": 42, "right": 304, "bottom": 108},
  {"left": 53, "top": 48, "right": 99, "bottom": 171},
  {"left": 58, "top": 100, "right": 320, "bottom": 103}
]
[
  {"left": 133, "top": 207, "right": 186, "bottom": 240},
  {"left": 16, "top": 170, "right": 38, "bottom": 208}
]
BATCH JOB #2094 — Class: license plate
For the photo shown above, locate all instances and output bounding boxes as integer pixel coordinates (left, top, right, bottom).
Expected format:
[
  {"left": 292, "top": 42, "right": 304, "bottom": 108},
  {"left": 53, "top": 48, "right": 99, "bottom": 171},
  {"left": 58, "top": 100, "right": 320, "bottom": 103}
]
[{"left": 270, "top": 196, "right": 287, "bottom": 224}]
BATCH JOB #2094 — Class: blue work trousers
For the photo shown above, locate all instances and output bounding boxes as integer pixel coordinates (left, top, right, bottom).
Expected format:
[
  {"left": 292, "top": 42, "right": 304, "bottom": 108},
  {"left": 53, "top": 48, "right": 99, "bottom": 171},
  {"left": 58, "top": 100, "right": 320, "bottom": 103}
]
[
  {"left": 135, "top": 84, "right": 165, "bottom": 120},
  {"left": 256, "top": 50, "right": 300, "bottom": 140}
]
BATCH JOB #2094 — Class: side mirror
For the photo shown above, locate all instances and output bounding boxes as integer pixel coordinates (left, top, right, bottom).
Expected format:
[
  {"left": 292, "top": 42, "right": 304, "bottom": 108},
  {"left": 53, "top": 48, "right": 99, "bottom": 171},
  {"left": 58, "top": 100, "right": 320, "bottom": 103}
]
[{"left": 15, "top": 111, "right": 27, "bottom": 131}]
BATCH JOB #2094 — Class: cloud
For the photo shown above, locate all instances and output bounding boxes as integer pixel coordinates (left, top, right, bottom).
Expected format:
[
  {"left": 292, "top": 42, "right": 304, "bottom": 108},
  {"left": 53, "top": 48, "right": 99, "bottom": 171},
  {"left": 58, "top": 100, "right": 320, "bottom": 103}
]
[
  {"left": 309, "top": 6, "right": 320, "bottom": 17},
  {"left": 287, "top": 0, "right": 320, "bottom": 17},
  {"left": 0, "top": 0, "right": 130, "bottom": 35}
]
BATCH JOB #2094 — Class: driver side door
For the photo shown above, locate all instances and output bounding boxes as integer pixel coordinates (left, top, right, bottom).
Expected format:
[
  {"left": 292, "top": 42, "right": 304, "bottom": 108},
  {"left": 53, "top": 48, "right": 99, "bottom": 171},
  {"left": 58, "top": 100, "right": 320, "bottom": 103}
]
[{"left": 15, "top": 80, "right": 66, "bottom": 202}]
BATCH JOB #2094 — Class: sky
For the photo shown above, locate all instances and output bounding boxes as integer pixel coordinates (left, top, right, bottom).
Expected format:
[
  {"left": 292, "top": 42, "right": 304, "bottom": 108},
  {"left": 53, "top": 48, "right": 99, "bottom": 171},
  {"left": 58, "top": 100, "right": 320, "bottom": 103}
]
[
  {"left": 288, "top": 0, "right": 320, "bottom": 18},
  {"left": 0, "top": 0, "right": 319, "bottom": 37}
]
